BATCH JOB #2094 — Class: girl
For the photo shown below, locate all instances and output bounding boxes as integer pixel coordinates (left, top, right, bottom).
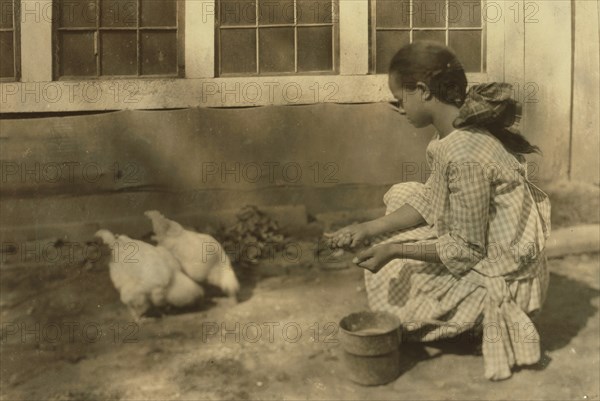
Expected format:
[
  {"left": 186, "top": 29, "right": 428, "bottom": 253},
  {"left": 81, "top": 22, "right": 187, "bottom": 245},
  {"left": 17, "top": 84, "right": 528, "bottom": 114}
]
[{"left": 328, "top": 41, "right": 551, "bottom": 381}]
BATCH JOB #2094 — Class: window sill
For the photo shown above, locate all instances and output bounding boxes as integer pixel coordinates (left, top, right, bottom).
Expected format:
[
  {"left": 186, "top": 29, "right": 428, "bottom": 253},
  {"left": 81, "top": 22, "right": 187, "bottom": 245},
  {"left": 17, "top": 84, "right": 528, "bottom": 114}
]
[{"left": 1, "top": 73, "right": 487, "bottom": 113}]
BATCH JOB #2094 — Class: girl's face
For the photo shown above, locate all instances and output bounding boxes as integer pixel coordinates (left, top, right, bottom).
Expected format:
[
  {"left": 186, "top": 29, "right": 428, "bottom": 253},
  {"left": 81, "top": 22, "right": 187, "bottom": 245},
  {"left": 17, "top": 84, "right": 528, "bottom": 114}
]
[{"left": 388, "top": 74, "right": 432, "bottom": 128}]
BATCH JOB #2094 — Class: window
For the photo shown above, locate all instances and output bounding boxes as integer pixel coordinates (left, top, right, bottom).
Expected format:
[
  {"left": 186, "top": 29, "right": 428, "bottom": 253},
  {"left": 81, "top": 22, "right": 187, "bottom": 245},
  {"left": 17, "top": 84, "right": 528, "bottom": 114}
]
[
  {"left": 216, "top": 0, "right": 338, "bottom": 76},
  {"left": 53, "top": 0, "right": 184, "bottom": 79},
  {"left": 371, "top": 0, "right": 484, "bottom": 73},
  {"left": 6, "top": 0, "right": 510, "bottom": 111},
  {"left": 0, "top": 0, "right": 20, "bottom": 81}
]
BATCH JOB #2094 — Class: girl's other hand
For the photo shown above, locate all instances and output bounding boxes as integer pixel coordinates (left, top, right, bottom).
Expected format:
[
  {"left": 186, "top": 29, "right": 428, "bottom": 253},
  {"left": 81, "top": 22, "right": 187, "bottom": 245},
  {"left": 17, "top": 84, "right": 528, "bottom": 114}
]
[
  {"left": 352, "top": 244, "right": 397, "bottom": 273},
  {"left": 323, "top": 223, "right": 372, "bottom": 250}
]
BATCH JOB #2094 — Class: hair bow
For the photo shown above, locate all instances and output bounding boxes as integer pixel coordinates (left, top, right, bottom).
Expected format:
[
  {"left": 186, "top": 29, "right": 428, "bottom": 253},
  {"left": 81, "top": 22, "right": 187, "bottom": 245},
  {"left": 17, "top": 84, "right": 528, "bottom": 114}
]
[{"left": 453, "top": 82, "right": 522, "bottom": 134}]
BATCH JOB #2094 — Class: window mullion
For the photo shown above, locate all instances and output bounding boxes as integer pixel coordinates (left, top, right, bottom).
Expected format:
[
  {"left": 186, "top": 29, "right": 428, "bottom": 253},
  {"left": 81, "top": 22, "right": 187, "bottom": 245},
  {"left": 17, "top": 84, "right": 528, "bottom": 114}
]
[
  {"left": 409, "top": 0, "right": 413, "bottom": 41},
  {"left": 137, "top": 0, "right": 141, "bottom": 76},
  {"left": 293, "top": 0, "right": 297, "bottom": 73},
  {"left": 445, "top": 0, "right": 449, "bottom": 45},
  {"left": 255, "top": 0, "right": 259, "bottom": 74},
  {"left": 370, "top": 0, "right": 377, "bottom": 73},
  {"left": 96, "top": 0, "right": 100, "bottom": 76}
]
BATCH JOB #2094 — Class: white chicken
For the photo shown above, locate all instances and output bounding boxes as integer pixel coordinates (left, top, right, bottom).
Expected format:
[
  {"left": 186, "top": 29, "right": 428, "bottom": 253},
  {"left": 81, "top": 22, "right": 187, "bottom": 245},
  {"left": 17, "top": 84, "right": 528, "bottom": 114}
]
[
  {"left": 95, "top": 229, "right": 204, "bottom": 320},
  {"left": 144, "top": 210, "right": 240, "bottom": 301}
]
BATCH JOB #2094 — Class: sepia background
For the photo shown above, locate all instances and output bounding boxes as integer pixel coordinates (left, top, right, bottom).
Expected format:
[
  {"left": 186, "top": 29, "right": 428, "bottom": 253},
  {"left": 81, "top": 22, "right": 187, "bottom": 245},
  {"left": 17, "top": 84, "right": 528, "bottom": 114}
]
[{"left": 1, "top": 0, "right": 599, "bottom": 400}]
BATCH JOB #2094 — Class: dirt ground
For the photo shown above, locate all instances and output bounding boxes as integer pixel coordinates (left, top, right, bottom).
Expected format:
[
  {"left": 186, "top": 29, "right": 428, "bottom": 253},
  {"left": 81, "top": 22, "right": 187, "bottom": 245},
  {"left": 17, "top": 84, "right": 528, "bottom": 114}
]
[{"left": 1, "top": 237, "right": 599, "bottom": 401}]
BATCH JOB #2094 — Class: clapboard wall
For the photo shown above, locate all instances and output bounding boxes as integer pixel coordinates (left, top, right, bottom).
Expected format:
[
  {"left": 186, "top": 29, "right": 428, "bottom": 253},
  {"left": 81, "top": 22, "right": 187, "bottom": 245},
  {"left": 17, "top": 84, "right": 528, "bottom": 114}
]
[{"left": 0, "top": 0, "right": 599, "bottom": 243}]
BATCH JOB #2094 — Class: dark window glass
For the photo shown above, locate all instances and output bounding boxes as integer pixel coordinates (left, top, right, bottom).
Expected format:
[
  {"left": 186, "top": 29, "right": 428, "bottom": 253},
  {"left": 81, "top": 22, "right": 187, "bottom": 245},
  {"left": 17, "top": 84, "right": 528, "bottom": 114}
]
[
  {"left": 448, "top": 0, "right": 481, "bottom": 28},
  {"left": 1, "top": 0, "right": 19, "bottom": 80},
  {"left": 220, "top": 28, "right": 257, "bottom": 74},
  {"left": 259, "top": 27, "right": 295, "bottom": 73},
  {"left": 0, "top": 31, "right": 14, "bottom": 78},
  {"left": 59, "top": 31, "right": 96, "bottom": 76},
  {"left": 101, "top": 31, "right": 137, "bottom": 75},
  {"left": 376, "top": 0, "right": 409, "bottom": 28},
  {"left": 297, "top": 26, "right": 332, "bottom": 72},
  {"left": 220, "top": 0, "right": 256, "bottom": 26},
  {"left": 412, "top": 0, "right": 445, "bottom": 28},
  {"left": 141, "top": 0, "right": 176, "bottom": 27},
  {"left": 375, "top": 30, "right": 409, "bottom": 73},
  {"left": 449, "top": 30, "right": 481, "bottom": 72},
  {"left": 141, "top": 31, "right": 178, "bottom": 75}
]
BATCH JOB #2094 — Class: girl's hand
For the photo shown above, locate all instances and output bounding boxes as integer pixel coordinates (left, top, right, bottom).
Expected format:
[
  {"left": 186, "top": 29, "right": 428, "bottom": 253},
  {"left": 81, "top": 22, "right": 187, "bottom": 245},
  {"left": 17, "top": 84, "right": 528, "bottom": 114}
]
[
  {"left": 324, "top": 223, "right": 372, "bottom": 250},
  {"left": 352, "top": 244, "right": 398, "bottom": 273}
]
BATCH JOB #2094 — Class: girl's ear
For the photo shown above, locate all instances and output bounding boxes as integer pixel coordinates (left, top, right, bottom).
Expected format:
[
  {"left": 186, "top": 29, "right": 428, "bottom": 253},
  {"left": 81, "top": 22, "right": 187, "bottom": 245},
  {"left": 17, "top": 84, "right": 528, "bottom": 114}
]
[{"left": 416, "top": 82, "right": 433, "bottom": 101}]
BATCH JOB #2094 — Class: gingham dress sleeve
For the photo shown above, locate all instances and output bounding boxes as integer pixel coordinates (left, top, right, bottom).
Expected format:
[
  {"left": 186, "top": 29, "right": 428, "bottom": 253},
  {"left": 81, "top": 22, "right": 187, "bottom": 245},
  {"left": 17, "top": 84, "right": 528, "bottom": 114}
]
[
  {"left": 405, "top": 175, "right": 435, "bottom": 225},
  {"left": 436, "top": 157, "right": 491, "bottom": 275}
]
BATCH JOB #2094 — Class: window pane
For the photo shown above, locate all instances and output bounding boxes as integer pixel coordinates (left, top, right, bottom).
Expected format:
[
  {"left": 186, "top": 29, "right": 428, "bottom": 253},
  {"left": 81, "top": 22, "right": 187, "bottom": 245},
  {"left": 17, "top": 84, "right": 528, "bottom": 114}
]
[
  {"left": 141, "top": 30, "right": 178, "bottom": 75},
  {"left": 297, "top": 0, "right": 332, "bottom": 24},
  {"left": 259, "top": 27, "right": 294, "bottom": 73},
  {"left": 448, "top": 0, "right": 481, "bottom": 28},
  {"left": 101, "top": 0, "right": 137, "bottom": 27},
  {"left": 220, "top": 0, "right": 256, "bottom": 26},
  {"left": 413, "top": 0, "right": 445, "bottom": 28},
  {"left": 0, "top": 31, "right": 14, "bottom": 78},
  {"left": 59, "top": 31, "right": 97, "bottom": 76},
  {"left": 0, "top": 0, "right": 13, "bottom": 29},
  {"left": 258, "top": 0, "right": 294, "bottom": 25},
  {"left": 376, "top": 0, "right": 409, "bottom": 29},
  {"left": 412, "top": 30, "right": 444, "bottom": 43},
  {"left": 449, "top": 30, "right": 481, "bottom": 72},
  {"left": 297, "top": 26, "right": 332, "bottom": 72},
  {"left": 101, "top": 31, "right": 137, "bottom": 75},
  {"left": 220, "top": 28, "right": 257, "bottom": 74},
  {"left": 375, "top": 30, "right": 409, "bottom": 73},
  {"left": 141, "top": 0, "right": 176, "bottom": 27},
  {"left": 58, "top": 0, "right": 97, "bottom": 28}
]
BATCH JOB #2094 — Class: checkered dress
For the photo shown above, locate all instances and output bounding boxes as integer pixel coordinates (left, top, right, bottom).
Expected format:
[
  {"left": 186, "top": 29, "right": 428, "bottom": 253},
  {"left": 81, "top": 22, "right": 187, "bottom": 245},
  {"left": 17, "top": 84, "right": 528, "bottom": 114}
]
[{"left": 365, "top": 128, "right": 551, "bottom": 381}]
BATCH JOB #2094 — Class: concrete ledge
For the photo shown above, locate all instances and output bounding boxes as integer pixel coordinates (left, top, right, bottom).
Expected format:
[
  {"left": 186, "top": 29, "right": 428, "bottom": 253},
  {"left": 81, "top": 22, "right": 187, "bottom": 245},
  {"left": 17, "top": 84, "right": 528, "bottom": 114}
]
[
  {"left": 546, "top": 224, "right": 600, "bottom": 258},
  {"left": 0, "top": 204, "right": 307, "bottom": 244}
]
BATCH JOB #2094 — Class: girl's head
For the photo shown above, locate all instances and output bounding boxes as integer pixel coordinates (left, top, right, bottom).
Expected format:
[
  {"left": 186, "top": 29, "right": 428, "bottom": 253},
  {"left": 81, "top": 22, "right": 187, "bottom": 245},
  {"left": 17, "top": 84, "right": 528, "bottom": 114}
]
[
  {"left": 388, "top": 41, "right": 467, "bottom": 114},
  {"left": 388, "top": 41, "right": 539, "bottom": 155}
]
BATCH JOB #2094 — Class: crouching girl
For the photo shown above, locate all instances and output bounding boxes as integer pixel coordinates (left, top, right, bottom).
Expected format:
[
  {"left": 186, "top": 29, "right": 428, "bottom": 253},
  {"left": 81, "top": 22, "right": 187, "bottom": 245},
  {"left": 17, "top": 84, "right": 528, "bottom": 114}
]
[{"left": 328, "top": 41, "right": 551, "bottom": 381}]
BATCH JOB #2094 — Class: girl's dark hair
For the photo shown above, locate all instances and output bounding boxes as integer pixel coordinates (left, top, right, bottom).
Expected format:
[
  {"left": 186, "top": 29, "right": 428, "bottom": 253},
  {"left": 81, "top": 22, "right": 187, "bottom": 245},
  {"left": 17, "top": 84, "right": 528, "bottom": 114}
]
[{"left": 389, "top": 41, "right": 540, "bottom": 155}]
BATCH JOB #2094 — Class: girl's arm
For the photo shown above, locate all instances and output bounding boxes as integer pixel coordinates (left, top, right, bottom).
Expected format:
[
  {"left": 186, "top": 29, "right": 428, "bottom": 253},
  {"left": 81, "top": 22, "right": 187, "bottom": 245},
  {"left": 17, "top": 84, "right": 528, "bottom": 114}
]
[
  {"left": 328, "top": 179, "right": 433, "bottom": 249},
  {"left": 364, "top": 204, "right": 426, "bottom": 237},
  {"left": 357, "top": 157, "right": 492, "bottom": 274},
  {"left": 354, "top": 241, "right": 442, "bottom": 272},
  {"left": 327, "top": 204, "right": 427, "bottom": 249}
]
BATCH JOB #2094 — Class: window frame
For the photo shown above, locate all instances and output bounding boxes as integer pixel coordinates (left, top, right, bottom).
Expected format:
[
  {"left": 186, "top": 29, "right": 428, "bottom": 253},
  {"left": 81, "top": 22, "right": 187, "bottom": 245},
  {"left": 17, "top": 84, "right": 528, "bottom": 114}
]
[
  {"left": 0, "top": 0, "right": 21, "bottom": 82},
  {"left": 214, "top": 0, "right": 340, "bottom": 77},
  {"left": 2, "top": 0, "right": 510, "bottom": 112},
  {"left": 369, "top": 0, "right": 487, "bottom": 74},
  {"left": 52, "top": 0, "right": 186, "bottom": 80}
]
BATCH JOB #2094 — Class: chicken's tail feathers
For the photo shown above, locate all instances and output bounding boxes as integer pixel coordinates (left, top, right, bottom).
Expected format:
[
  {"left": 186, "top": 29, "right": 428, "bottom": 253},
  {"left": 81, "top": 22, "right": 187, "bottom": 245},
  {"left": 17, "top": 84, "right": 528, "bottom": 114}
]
[
  {"left": 208, "top": 257, "right": 240, "bottom": 298},
  {"left": 219, "top": 267, "right": 240, "bottom": 298},
  {"left": 95, "top": 229, "right": 116, "bottom": 244}
]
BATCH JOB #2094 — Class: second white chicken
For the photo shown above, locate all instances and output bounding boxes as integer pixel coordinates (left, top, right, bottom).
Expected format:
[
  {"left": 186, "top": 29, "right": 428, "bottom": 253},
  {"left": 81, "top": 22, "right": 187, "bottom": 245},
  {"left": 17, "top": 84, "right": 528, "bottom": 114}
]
[{"left": 144, "top": 210, "right": 240, "bottom": 300}]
